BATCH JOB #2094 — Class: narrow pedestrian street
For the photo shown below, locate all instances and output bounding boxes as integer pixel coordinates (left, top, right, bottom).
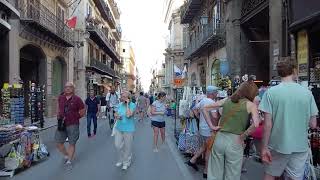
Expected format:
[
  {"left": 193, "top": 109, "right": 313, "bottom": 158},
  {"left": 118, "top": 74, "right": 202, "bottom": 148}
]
[{"left": 5, "top": 117, "right": 264, "bottom": 180}]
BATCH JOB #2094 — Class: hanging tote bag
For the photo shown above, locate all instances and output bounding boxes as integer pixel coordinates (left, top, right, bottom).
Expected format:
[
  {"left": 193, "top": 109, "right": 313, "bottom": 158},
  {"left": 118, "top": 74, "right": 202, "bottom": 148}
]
[
  {"left": 178, "top": 119, "right": 189, "bottom": 152},
  {"left": 185, "top": 119, "right": 200, "bottom": 154}
]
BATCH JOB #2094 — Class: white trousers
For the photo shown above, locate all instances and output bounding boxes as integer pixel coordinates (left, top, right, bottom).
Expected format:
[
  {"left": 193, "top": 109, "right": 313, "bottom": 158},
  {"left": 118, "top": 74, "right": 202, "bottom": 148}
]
[{"left": 114, "top": 129, "right": 134, "bottom": 166}]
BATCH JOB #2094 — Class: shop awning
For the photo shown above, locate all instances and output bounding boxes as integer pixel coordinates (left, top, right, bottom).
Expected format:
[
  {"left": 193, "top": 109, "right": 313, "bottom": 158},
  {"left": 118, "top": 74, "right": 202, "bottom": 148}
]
[{"left": 102, "top": 75, "right": 113, "bottom": 80}]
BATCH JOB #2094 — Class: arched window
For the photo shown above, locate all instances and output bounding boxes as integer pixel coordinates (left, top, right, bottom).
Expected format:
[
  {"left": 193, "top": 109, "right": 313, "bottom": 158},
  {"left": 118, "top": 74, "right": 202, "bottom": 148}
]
[{"left": 211, "top": 60, "right": 220, "bottom": 86}]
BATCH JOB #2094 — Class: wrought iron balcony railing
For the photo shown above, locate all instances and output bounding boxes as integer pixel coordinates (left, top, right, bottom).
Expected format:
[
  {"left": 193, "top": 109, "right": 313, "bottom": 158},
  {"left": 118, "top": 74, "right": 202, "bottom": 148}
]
[
  {"left": 86, "top": 22, "right": 120, "bottom": 63},
  {"left": 16, "top": 0, "right": 73, "bottom": 46},
  {"left": 89, "top": 57, "right": 115, "bottom": 76},
  {"left": 180, "top": 0, "right": 202, "bottom": 24},
  {"left": 184, "top": 22, "right": 226, "bottom": 59}
]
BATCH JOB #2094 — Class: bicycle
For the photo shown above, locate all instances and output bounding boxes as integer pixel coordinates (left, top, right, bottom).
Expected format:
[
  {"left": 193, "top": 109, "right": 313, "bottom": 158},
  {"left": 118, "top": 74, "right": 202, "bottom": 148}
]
[{"left": 107, "top": 106, "right": 116, "bottom": 130}]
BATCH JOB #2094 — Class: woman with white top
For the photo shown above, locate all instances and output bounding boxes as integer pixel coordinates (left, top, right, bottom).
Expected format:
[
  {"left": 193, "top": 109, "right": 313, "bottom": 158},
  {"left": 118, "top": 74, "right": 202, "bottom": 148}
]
[{"left": 150, "top": 92, "right": 167, "bottom": 152}]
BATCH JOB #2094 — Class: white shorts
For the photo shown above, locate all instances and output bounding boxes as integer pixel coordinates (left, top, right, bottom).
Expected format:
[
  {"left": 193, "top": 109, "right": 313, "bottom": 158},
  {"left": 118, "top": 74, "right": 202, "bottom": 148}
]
[
  {"left": 264, "top": 150, "right": 308, "bottom": 180},
  {"left": 101, "top": 106, "right": 106, "bottom": 113}
]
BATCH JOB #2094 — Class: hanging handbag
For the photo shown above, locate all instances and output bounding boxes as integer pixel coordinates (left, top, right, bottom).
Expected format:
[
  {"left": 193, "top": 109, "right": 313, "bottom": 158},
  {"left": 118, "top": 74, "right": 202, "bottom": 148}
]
[
  {"left": 186, "top": 118, "right": 200, "bottom": 154},
  {"left": 57, "top": 96, "right": 73, "bottom": 131},
  {"left": 206, "top": 100, "right": 244, "bottom": 153},
  {"left": 57, "top": 117, "right": 66, "bottom": 131},
  {"left": 178, "top": 120, "right": 188, "bottom": 152}
]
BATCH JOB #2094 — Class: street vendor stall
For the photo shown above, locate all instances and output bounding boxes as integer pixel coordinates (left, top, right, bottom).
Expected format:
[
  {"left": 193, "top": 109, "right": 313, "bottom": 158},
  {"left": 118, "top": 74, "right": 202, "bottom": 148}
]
[{"left": 0, "top": 83, "right": 49, "bottom": 177}]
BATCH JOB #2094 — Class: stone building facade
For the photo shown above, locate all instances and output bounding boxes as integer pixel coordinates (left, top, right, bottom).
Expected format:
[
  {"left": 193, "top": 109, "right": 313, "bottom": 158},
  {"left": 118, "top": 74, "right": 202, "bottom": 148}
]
[
  {"left": 72, "top": 0, "right": 122, "bottom": 99},
  {"left": 1, "top": 0, "right": 75, "bottom": 117}
]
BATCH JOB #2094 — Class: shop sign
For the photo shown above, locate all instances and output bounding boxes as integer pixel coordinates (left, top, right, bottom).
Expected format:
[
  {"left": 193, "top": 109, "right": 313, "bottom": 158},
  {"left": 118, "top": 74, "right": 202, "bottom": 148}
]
[
  {"left": 297, "top": 30, "right": 308, "bottom": 77},
  {"left": 173, "top": 78, "right": 184, "bottom": 87}
]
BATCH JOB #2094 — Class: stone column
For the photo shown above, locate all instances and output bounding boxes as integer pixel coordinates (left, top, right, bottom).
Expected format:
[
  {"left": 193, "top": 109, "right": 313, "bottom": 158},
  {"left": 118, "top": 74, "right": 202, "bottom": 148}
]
[
  {"left": 269, "top": 0, "right": 283, "bottom": 78},
  {"left": 225, "top": 0, "right": 242, "bottom": 78},
  {"left": 8, "top": 19, "right": 19, "bottom": 83}
]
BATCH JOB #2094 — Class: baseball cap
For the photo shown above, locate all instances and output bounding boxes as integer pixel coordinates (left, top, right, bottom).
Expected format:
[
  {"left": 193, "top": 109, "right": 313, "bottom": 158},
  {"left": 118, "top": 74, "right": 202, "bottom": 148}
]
[{"left": 206, "top": 86, "right": 219, "bottom": 94}]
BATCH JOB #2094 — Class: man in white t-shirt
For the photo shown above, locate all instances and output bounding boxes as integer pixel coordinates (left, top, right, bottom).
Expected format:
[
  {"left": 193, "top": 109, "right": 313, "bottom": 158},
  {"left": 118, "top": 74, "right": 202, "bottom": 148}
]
[
  {"left": 106, "top": 86, "right": 120, "bottom": 120},
  {"left": 186, "top": 86, "right": 219, "bottom": 178}
]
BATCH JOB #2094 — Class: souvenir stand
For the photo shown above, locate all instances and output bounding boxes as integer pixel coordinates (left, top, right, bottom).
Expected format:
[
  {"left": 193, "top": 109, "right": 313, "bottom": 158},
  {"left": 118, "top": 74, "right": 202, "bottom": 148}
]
[{"left": 0, "top": 83, "right": 49, "bottom": 177}]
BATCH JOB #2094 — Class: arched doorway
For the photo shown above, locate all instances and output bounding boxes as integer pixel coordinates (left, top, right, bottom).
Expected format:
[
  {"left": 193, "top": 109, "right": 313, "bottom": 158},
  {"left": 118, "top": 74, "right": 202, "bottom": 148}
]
[
  {"left": 20, "top": 44, "right": 46, "bottom": 117},
  {"left": 52, "top": 57, "right": 67, "bottom": 96},
  {"left": 211, "top": 60, "right": 220, "bottom": 86}
]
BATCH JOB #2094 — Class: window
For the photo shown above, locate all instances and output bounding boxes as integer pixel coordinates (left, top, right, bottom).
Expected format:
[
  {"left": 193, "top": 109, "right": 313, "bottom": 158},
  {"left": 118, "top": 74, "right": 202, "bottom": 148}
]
[
  {"left": 123, "top": 49, "right": 126, "bottom": 53},
  {"left": 89, "top": 44, "right": 94, "bottom": 59},
  {"left": 57, "top": 5, "right": 65, "bottom": 22},
  {"left": 86, "top": 3, "right": 92, "bottom": 18},
  {"left": 96, "top": 49, "right": 100, "bottom": 60}
]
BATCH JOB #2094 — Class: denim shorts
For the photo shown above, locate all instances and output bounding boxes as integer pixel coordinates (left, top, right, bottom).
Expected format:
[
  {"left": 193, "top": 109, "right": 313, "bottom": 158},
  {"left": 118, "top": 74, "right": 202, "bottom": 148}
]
[{"left": 55, "top": 124, "right": 80, "bottom": 145}]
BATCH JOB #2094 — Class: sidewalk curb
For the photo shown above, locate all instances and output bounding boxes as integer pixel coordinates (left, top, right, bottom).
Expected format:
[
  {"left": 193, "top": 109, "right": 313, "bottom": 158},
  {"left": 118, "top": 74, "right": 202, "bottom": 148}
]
[{"left": 166, "top": 131, "right": 195, "bottom": 180}]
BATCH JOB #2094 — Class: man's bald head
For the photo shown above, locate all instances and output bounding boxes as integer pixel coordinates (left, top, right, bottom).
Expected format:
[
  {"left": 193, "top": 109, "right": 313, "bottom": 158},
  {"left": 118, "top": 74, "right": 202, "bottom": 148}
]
[{"left": 64, "top": 82, "right": 75, "bottom": 95}]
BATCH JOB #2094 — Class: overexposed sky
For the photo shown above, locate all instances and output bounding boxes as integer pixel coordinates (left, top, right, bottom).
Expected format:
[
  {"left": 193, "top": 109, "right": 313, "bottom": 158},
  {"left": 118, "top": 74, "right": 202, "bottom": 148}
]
[{"left": 117, "top": 0, "right": 167, "bottom": 92}]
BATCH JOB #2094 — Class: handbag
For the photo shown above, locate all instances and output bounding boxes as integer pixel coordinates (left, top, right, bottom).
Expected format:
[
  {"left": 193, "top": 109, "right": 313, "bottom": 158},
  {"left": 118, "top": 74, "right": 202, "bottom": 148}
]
[
  {"left": 57, "top": 118, "right": 66, "bottom": 131},
  {"left": 206, "top": 100, "right": 244, "bottom": 153},
  {"left": 57, "top": 96, "right": 73, "bottom": 131},
  {"left": 186, "top": 119, "right": 200, "bottom": 154}
]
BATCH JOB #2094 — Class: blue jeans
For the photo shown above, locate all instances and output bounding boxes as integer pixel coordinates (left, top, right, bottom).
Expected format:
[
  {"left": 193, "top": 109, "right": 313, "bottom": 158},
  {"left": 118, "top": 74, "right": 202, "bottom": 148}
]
[{"left": 87, "top": 112, "right": 97, "bottom": 136}]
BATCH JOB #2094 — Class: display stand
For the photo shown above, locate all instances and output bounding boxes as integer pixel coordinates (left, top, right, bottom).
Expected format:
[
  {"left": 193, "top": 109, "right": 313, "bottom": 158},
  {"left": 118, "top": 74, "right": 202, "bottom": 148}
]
[{"left": 29, "top": 83, "right": 45, "bottom": 128}]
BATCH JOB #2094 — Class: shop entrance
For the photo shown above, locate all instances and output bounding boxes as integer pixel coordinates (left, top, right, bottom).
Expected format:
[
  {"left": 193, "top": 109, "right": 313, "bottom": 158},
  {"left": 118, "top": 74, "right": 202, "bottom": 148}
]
[
  {"left": 241, "top": 7, "right": 270, "bottom": 83},
  {"left": 20, "top": 44, "right": 46, "bottom": 117}
]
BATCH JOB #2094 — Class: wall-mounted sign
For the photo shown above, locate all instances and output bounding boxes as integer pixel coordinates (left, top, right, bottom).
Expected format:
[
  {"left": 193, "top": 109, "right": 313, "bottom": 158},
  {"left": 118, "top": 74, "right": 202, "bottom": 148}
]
[
  {"left": 174, "top": 78, "right": 184, "bottom": 87},
  {"left": 297, "top": 30, "right": 308, "bottom": 77}
]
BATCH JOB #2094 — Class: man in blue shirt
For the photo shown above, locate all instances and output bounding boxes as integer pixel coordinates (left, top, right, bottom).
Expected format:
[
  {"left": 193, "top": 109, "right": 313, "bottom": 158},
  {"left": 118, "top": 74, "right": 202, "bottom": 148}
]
[
  {"left": 85, "top": 91, "right": 100, "bottom": 138},
  {"left": 114, "top": 91, "right": 136, "bottom": 170}
]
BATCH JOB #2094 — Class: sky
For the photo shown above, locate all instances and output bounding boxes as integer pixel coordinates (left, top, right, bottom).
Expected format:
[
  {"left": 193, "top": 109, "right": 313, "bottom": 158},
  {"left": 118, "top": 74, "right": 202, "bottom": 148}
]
[{"left": 117, "top": 0, "right": 167, "bottom": 92}]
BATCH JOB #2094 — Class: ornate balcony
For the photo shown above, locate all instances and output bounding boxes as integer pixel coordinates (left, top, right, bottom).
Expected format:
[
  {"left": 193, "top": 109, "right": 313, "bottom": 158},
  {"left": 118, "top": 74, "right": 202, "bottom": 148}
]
[
  {"left": 93, "top": 0, "right": 116, "bottom": 29},
  {"left": 241, "top": 0, "right": 268, "bottom": 24},
  {"left": 0, "top": 0, "right": 19, "bottom": 33},
  {"left": 88, "top": 57, "right": 115, "bottom": 77},
  {"left": 16, "top": 0, "right": 73, "bottom": 47},
  {"left": 180, "top": 0, "right": 202, "bottom": 24},
  {"left": 184, "top": 22, "right": 225, "bottom": 60},
  {"left": 86, "top": 22, "right": 120, "bottom": 63}
]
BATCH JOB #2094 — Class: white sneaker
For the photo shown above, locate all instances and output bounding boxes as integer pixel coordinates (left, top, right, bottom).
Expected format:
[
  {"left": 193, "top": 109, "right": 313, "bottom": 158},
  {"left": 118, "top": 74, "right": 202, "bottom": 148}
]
[
  {"left": 115, "top": 162, "right": 122, "bottom": 167},
  {"left": 153, "top": 148, "right": 159, "bottom": 153},
  {"left": 122, "top": 165, "right": 129, "bottom": 170}
]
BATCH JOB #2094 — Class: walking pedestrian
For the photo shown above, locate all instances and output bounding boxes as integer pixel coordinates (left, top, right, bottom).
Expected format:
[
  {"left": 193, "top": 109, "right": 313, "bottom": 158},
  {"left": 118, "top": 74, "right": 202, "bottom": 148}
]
[
  {"left": 150, "top": 92, "right": 167, "bottom": 152},
  {"left": 114, "top": 91, "right": 136, "bottom": 170},
  {"left": 100, "top": 91, "right": 107, "bottom": 118},
  {"left": 55, "top": 82, "right": 85, "bottom": 170},
  {"left": 85, "top": 91, "right": 101, "bottom": 138},
  {"left": 202, "top": 81, "right": 261, "bottom": 180},
  {"left": 106, "top": 86, "right": 120, "bottom": 125},
  {"left": 186, "top": 86, "right": 219, "bottom": 179},
  {"left": 137, "top": 92, "right": 148, "bottom": 122},
  {"left": 259, "top": 60, "right": 318, "bottom": 180}
]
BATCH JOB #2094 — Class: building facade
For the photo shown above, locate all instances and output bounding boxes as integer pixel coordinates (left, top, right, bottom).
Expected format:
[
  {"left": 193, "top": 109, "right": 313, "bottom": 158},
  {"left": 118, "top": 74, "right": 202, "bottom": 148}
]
[
  {"left": 180, "top": 0, "right": 226, "bottom": 91},
  {"left": 72, "top": 0, "right": 122, "bottom": 99},
  {"left": 1, "top": 0, "right": 75, "bottom": 117},
  {"left": 120, "top": 40, "right": 136, "bottom": 92},
  {"left": 163, "top": 0, "right": 185, "bottom": 98}
]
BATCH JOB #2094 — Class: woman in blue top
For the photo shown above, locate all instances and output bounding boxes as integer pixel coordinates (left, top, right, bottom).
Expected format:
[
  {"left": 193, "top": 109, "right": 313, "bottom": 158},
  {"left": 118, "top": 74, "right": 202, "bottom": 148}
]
[
  {"left": 114, "top": 91, "right": 136, "bottom": 170},
  {"left": 150, "top": 92, "right": 167, "bottom": 152}
]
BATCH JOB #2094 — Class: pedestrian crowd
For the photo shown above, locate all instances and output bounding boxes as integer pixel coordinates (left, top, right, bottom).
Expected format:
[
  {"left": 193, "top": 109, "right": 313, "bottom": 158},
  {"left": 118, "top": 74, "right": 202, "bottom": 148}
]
[{"left": 53, "top": 59, "right": 318, "bottom": 180}]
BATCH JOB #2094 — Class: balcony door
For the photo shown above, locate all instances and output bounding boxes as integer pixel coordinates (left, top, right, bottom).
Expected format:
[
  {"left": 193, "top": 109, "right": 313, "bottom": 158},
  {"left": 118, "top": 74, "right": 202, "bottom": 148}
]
[{"left": 56, "top": 4, "right": 65, "bottom": 37}]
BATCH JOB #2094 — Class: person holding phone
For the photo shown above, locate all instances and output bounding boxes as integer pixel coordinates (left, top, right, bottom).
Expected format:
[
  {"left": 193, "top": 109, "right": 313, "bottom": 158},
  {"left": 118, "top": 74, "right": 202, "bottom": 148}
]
[{"left": 114, "top": 91, "right": 136, "bottom": 170}]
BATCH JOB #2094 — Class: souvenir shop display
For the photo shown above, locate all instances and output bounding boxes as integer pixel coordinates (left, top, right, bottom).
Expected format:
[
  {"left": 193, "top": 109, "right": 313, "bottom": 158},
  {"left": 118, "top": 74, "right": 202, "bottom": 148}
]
[
  {"left": 178, "top": 118, "right": 199, "bottom": 154},
  {"left": 29, "top": 83, "right": 46, "bottom": 128},
  {"left": 0, "top": 125, "right": 49, "bottom": 177},
  {"left": 1, "top": 87, "right": 10, "bottom": 125},
  {"left": 1, "top": 84, "right": 24, "bottom": 125}
]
